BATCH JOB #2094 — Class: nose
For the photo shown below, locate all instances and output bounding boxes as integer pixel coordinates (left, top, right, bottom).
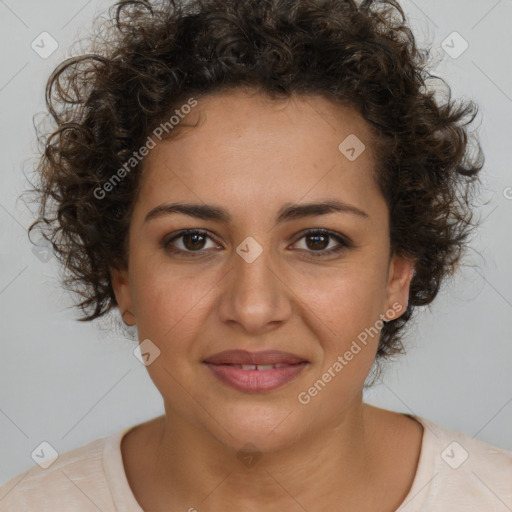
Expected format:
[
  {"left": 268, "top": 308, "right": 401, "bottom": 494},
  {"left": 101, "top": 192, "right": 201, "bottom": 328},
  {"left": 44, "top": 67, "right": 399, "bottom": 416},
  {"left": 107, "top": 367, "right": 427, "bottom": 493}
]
[{"left": 216, "top": 240, "right": 293, "bottom": 336}]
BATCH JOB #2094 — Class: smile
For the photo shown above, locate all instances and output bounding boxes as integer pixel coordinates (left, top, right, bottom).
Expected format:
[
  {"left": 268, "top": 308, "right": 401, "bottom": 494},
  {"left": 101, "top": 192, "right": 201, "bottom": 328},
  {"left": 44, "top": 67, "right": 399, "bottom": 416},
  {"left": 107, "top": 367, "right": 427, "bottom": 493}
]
[{"left": 203, "top": 361, "right": 309, "bottom": 392}]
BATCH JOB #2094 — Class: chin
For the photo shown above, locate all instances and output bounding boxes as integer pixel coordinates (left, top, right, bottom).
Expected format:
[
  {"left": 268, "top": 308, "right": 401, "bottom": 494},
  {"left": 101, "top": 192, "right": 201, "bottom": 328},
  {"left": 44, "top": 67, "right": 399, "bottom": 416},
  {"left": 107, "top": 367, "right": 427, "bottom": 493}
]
[{"left": 206, "top": 402, "right": 309, "bottom": 453}]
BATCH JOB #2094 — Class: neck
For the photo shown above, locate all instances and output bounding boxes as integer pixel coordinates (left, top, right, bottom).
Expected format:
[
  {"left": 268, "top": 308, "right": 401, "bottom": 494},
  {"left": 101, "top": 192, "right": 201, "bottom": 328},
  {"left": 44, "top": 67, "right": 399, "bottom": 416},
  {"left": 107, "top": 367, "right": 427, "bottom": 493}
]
[{"left": 129, "top": 399, "right": 384, "bottom": 511}]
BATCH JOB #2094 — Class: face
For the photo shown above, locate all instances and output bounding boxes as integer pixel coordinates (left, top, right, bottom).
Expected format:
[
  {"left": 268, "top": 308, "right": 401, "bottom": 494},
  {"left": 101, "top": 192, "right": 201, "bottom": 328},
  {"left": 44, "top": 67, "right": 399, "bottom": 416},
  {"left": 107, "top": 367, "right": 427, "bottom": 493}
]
[{"left": 111, "top": 89, "right": 414, "bottom": 452}]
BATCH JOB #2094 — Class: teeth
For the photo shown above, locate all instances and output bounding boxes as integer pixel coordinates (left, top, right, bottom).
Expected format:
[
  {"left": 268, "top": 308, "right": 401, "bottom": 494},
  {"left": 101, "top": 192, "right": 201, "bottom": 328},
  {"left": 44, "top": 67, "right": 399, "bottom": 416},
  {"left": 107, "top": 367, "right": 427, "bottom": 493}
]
[{"left": 238, "top": 364, "right": 289, "bottom": 370}]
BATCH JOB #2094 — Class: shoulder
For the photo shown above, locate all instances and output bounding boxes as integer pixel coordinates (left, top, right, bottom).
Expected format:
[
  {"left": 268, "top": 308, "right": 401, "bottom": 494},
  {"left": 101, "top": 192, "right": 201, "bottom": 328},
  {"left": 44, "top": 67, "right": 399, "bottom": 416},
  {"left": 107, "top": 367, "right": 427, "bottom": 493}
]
[
  {"left": 0, "top": 429, "right": 126, "bottom": 512},
  {"left": 400, "top": 415, "right": 512, "bottom": 511}
]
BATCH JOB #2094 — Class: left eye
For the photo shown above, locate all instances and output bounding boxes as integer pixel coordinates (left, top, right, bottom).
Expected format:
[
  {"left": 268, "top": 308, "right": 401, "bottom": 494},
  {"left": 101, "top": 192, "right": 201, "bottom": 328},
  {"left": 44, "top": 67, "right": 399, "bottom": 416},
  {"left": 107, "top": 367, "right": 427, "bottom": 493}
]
[
  {"left": 293, "top": 229, "right": 350, "bottom": 256},
  {"left": 163, "top": 229, "right": 351, "bottom": 257}
]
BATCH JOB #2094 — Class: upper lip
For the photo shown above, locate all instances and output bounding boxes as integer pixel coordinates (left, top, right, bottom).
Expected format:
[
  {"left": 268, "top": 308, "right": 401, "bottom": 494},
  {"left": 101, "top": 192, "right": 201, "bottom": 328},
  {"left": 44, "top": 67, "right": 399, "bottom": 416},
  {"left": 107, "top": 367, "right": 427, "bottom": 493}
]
[{"left": 203, "top": 350, "right": 308, "bottom": 365}]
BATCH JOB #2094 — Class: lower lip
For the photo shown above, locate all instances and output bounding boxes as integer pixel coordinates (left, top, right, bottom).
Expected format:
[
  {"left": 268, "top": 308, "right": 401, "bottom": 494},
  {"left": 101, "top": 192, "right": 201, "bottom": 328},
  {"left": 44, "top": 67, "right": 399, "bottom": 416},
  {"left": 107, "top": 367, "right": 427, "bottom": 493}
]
[{"left": 203, "top": 362, "right": 308, "bottom": 392}]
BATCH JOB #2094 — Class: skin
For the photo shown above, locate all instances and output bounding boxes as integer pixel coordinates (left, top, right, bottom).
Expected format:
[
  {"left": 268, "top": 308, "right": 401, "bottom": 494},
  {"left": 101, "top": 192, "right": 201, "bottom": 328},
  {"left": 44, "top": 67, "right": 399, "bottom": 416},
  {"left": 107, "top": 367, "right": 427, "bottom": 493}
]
[{"left": 111, "top": 88, "right": 423, "bottom": 512}]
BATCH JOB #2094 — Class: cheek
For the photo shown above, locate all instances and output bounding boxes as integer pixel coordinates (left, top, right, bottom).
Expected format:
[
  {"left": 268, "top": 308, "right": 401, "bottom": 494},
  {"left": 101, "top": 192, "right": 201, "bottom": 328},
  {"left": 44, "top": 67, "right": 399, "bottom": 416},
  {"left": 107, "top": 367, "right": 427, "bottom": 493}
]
[
  {"left": 290, "top": 264, "right": 387, "bottom": 395},
  {"left": 297, "top": 273, "right": 383, "bottom": 380},
  {"left": 296, "top": 262, "right": 388, "bottom": 337},
  {"left": 129, "top": 260, "right": 209, "bottom": 344}
]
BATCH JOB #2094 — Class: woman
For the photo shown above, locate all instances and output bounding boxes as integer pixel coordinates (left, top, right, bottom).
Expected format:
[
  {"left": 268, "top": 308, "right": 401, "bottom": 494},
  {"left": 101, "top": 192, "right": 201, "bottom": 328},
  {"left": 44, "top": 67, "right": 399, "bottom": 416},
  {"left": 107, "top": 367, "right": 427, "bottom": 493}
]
[{"left": 1, "top": 0, "right": 510, "bottom": 510}]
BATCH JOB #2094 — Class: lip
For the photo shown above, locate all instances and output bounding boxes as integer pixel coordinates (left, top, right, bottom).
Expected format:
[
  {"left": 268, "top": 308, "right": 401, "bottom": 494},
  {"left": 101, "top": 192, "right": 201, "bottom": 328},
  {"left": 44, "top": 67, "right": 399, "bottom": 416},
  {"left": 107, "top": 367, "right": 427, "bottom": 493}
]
[
  {"left": 203, "top": 349, "right": 308, "bottom": 366},
  {"left": 204, "top": 362, "right": 308, "bottom": 392},
  {"left": 203, "top": 350, "right": 309, "bottom": 393}
]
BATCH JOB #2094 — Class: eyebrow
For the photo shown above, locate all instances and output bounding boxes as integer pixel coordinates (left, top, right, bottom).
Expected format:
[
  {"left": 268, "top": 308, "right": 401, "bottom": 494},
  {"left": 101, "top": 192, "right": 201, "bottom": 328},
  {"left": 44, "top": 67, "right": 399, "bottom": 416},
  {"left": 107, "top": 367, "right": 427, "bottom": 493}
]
[{"left": 144, "top": 199, "right": 369, "bottom": 225}]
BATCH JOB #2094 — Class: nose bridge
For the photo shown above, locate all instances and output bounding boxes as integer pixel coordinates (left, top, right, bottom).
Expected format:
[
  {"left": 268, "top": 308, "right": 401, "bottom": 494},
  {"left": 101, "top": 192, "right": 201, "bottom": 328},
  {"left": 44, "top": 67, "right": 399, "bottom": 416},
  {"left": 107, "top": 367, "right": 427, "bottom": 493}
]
[
  {"left": 236, "top": 238, "right": 274, "bottom": 295},
  {"left": 217, "top": 235, "right": 292, "bottom": 333}
]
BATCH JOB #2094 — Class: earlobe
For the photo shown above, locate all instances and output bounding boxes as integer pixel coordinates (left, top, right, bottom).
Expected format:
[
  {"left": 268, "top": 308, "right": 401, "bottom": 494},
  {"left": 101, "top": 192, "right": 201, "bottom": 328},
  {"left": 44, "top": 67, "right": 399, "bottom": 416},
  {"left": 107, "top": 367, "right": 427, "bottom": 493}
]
[
  {"left": 384, "top": 253, "right": 415, "bottom": 321},
  {"left": 110, "top": 266, "right": 136, "bottom": 326}
]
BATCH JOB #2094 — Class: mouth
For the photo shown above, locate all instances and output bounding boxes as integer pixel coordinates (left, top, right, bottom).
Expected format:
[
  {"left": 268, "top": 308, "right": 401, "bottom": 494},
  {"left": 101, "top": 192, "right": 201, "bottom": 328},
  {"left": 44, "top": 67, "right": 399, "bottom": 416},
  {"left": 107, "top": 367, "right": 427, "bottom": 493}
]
[{"left": 202, "top": 350, "right": 309, "bottom": 392}]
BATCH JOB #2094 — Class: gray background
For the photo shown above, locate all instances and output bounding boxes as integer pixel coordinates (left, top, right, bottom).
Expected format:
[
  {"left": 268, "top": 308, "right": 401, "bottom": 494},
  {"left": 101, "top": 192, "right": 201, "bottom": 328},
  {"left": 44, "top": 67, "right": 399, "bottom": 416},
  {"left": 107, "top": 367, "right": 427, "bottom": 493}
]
[{"left": 1, "top": 0, "right": 511, "bottom": 485}]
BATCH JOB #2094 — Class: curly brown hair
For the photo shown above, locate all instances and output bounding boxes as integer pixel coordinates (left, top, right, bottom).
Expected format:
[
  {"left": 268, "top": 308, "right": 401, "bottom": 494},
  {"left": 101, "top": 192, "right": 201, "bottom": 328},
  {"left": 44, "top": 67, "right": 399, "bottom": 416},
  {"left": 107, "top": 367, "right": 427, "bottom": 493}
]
[{"left": 27, "top": 0, "right": 484, "bottom": 361}]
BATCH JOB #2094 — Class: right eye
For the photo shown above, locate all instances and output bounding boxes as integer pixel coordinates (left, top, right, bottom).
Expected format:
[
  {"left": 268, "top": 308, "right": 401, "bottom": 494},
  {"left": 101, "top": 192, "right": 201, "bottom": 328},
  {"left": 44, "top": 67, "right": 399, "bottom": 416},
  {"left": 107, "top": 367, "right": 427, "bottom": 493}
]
[{"left": 162, "top": 229, "right": 221, "bottom": 257}]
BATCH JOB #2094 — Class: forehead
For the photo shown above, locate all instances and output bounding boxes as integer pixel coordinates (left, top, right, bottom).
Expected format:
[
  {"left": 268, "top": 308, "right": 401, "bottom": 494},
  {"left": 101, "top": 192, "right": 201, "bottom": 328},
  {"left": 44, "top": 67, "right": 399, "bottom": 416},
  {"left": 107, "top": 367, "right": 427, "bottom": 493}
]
[{"left": 136, "top": 89, "right": 382, "bottom": 217}]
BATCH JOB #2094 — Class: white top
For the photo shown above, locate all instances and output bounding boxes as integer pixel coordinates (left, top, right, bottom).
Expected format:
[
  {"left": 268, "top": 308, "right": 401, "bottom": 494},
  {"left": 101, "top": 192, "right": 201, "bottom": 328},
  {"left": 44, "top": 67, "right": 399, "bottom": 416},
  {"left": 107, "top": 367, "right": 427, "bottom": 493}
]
[{"left": 1, "top": 415, "right": 511, "bottom": 511}]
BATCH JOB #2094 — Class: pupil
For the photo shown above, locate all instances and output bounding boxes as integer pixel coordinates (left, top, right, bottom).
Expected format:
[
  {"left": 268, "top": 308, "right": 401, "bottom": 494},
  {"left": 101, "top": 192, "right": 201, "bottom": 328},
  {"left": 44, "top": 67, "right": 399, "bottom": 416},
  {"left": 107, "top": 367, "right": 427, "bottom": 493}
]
[
  {"left": 308, "top": 234, "right": 328, "bottom": 250},
  {"left": 185, "top": 233, "right": 205, "bottom": 250}
]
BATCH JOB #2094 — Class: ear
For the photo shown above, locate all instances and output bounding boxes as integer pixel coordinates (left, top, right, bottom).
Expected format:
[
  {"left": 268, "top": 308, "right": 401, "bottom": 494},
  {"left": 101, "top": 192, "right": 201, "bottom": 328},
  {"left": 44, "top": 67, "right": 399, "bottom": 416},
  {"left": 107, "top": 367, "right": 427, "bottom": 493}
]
[
  {"left": 110, "top": 266, "right": 136, "bottom": 326},
  {"left": 383, "top": 253, "right": 415, "bottom": 321}
]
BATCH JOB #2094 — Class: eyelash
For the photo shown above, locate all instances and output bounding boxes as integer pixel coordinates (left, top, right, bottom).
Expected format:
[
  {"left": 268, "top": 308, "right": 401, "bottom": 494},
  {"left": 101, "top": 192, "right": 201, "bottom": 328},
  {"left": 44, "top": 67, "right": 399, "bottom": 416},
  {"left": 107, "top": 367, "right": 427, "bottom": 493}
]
[{"left": 162, "top": 229, "right": 353, "bottom": 258}]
